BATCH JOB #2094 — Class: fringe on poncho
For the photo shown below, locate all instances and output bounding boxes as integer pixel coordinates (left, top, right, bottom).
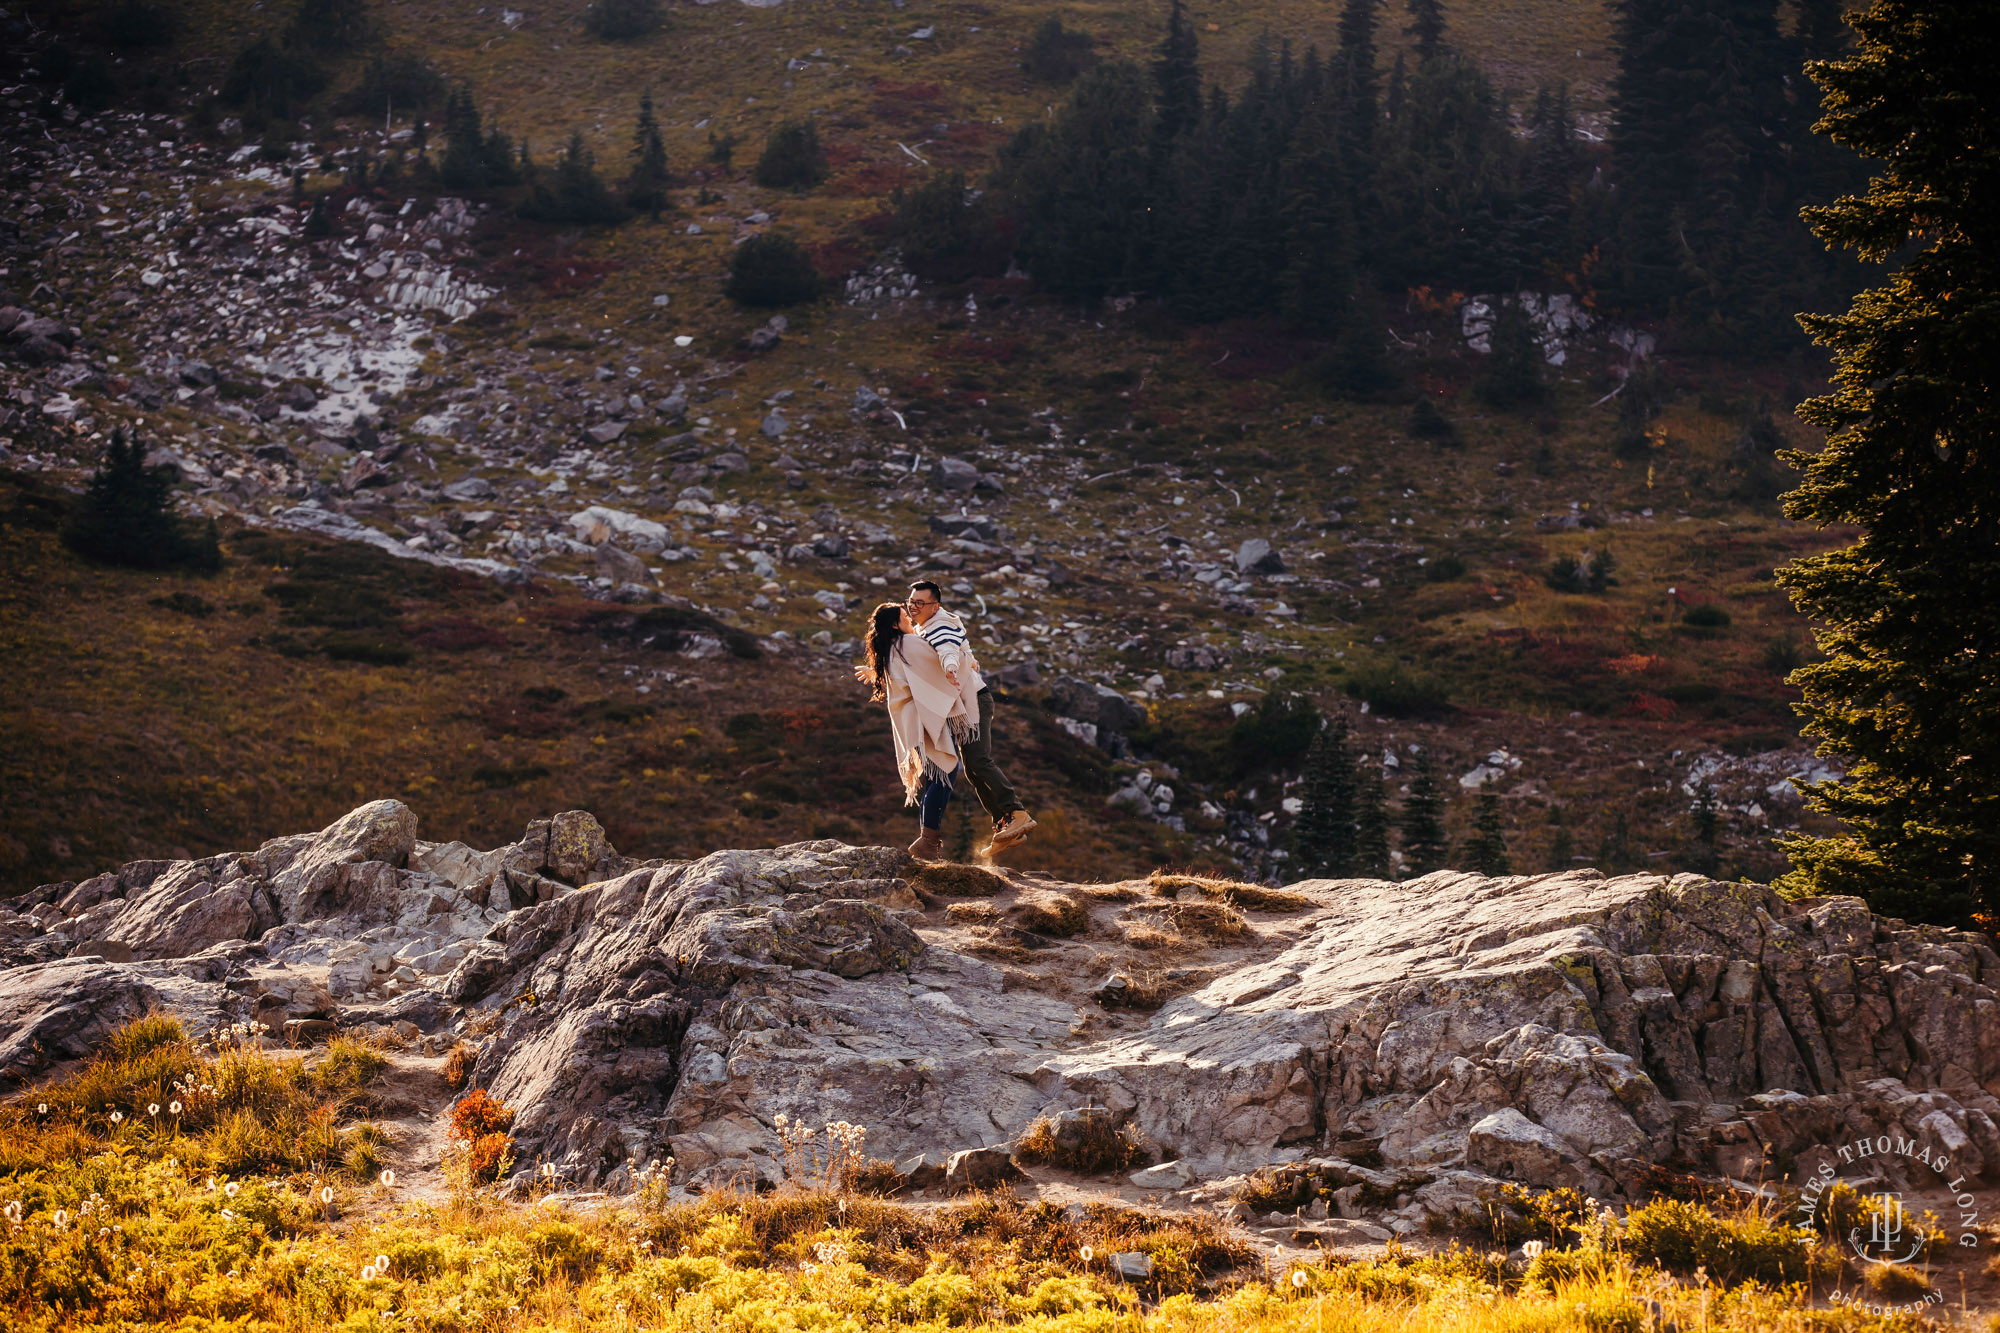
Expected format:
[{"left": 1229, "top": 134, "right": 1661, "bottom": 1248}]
[{"left": 882, "top": 631, "right": 983, "bottom": 806}]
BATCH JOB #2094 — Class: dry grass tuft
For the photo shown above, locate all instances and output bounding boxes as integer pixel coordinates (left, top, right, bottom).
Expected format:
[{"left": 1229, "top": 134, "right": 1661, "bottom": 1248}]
[
  {"left": 909, "top": 862, "right": 1008, "bottom": 898},
  {"left": 1862, "top": 1261, "right": 1932, "bottom": 1300},
  {"left": 1121, "top": 922, "right": 1186, "bottom": 951},
  {"left": 441, "top": 1042, "right": 476, "bottom": 1091},
  {"left": 1008, "top": 887, "right": 1090, "bottom": 937},
  {"left": 0, "top": 1015, "right": 388, "bottom": 1180},
  {"left": 1076, "top": 881, "right": 1145, "bottom": 902},
  {"left": 1015, "top": 1113, "right": 1152, "bottom": 1175},
  {"left": 1165, "top": 899, "right": 1252, "bottom": 941},
  {"left": 945, "top": 901, "right": 1001, "bottom": 925},
  {"left": 1150, "top": 870, "right": 1314, "bottom": 912}
]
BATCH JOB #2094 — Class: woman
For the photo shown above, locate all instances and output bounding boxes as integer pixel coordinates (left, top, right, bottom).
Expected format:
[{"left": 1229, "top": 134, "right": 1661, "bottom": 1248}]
[{"left": 857, "top": 602, "right": 974, "bottom": 860}]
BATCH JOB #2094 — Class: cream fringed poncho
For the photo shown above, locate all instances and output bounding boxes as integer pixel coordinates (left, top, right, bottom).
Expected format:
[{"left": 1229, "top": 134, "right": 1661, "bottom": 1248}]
[{"left": 882, "top": 631, "right": 983, "bottom": 805}]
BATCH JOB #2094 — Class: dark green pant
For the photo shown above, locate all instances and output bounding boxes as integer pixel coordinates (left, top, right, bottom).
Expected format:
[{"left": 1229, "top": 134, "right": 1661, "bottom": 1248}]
[{"left": 960, "top": 687, "right": 1022, "bottom": 823}]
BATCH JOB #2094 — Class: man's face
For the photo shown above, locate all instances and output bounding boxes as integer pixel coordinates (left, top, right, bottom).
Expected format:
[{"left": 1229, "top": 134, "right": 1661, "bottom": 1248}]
[{"left": 905, "top": 589, "right": 941, "bottom": 624}]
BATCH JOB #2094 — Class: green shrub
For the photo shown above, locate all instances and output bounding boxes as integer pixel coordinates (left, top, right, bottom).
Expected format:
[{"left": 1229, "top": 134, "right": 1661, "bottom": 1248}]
[
  {"left": 1545, "top": 549, "right": 1615, "bottom": 593},
  {"left": 102, "top": 0, "right": 179, "bottom": 48},
  {"left": 1679, "top": 603, "right": 1732, "bottom": 635},
  {"left": 1344, "top": 662, "right": 1451, "bottom": 718},
  {"left": 337, "top": 51, "right": 445, "bottom": 116},
  {"left": 1620, "top": 1197, "right": 1819, "bottom": 1285},
  {"left": 726, "top": 232, "right": 823, "bottom": 307},
  {"left": 1410, "top": 396, "right": 1460, "bottom": 444},
  {"left": 752, "top": 119, "right": 828, "bottom": 190},
  {"left": 221, "top": 38, "right": 327, "bottom": 117},
  {"left": 1475, "top": 298, "right": 1546, "bottom": 407},
  {"left": 893, "top": 169, "right": 1011, "bottom": 282},
  {"left": 1225, "top": 689, "right": 1320, "bottom": 773},
  {"left": 519, "top": 131, "right": 630, "bottom": 225},
  {"left": 63, "top": 56, "right": 120, "bottom": 111},
  {"left": 585, "top": 0, "right": 660, "bottom": 41},
  {"left": 287, "top": 0, "right": 375, "bottom": 51},
  {"left": 1424, "top": 555, "right": 1467, "bottom": 582}
]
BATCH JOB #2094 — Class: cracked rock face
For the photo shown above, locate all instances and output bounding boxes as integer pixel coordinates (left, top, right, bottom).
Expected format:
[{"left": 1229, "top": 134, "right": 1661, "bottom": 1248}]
[{"left": 6, "top": 802, "right": 2000, "bottom": 1216}]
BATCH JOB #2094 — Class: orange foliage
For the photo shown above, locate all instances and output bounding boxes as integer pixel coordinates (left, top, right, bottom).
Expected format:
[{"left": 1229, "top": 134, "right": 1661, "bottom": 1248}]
[{"left": 449, "top": 1087, "right": 515, "bottom": 1142}]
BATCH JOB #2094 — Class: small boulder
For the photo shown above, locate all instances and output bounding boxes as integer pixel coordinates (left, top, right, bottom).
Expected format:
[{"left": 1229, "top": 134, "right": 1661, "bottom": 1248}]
[
  {"left": 943, "top": 1146, "right": 1026, "bottom": 1194},
  {"left": 1111, "top": 1252, "right": 1154, "bottom": 1280},
  {"left": 1129, "top": 1159, "right": 1192, "bottom": 1190},
  {"left": 442, "top": 476, "right": 498, "bottom": 503},
  {"left": 931, "top": 457, "right": 980, "bottom": 492},
  {"left": 1466, "top": 1108, "right": 1574, "bottom": 1187},
  {"left": 595, "top": 543, "right": 653, "bottom": 587},
  {"left": 1234, "top": 538, "right": 1285, "bottom": 574},
  {"left": 547, "top": 810, "right": 613, "bottom": 884}
]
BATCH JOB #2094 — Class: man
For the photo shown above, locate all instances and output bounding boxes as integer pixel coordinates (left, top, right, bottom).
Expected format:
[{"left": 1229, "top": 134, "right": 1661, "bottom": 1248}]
[{"left": 905, "top": 580, "right": 1037, "bottom": 854}]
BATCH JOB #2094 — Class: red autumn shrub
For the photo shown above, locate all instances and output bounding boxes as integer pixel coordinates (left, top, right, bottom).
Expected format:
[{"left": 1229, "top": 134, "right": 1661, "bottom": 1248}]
[
  {"left": 465, "top": 1131, "right": 512, "bottom": 1182},
  {"left": 449, "top": 1087, "right": 514, "bottom": 1142}
]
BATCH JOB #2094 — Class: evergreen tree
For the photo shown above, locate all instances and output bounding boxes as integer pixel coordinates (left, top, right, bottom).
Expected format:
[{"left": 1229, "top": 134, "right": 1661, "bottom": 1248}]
[
  {"left": 1464, "top": 785, "right": 1511, "bottom": 875},
  {"left": 1152, "top": 0, "right": 1203, "bottom": 152},
  {"left": 1606, "top": 0, "right": 1827, "bottom": 349},
  {"left": 626, "top": 88, "right": 671, "bottom": 218},
  {"left": 752, "top": 119, "right": 828, "bottom": 190},
  {"left": 1399, "top": 748, "right": 1450, "bottom": 877},
  {"left": 1688, "top": 780, "right": 1721, "bottom": 874},
  {"left": 439, "top": 85, "right": 486, "bottom": 188},
  {"left": 1279, "top": 92, "right": 1356, "bottom": 331},
  {"left": 1406, "top": 0, "right": 1445, "bottom": 61},
  {"left": 62, "top": 428, "right": 221, "bottom": 572},
  {"left": 1025, "top": 17, "right": 1095, "bottom": 85},
  {"left": 1354, "top": 761, "right": 1392, "bottom": 878},
  {"left": 1773, "top": 0, "right": 2000, "bottom": 927},
  {"left": 1332, "top": 0, "right": 1381, "bottom": 154},
  {"left": 1370, "top": 53, "right": 1514, "bottom": 289},
  {"left": 1474, "top": 297, "right": 1545, "bottom": 407},
  {"left": 1002, "top": 62, "right": 1154, "bottom": 302},
  {"left": 1545, "top": 805, "right": 1574, "bottom": 871},
  {"left": 1292, "top": 719, "right": 1358, "bottom": 877},
  {"left": 520, "top": 130, "right": 629, "bottom": 225}
]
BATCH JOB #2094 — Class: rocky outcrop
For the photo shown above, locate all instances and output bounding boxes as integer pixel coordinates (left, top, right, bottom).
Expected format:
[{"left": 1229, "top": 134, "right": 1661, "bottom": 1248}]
[{"left": 5, "top": 803, "right": 1999, "bottom": 1231}]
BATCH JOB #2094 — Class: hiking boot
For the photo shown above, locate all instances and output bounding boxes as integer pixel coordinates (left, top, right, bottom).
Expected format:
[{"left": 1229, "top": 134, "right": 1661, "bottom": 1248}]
[
  {"left": 908, "top": 828, "right": 945, "bottom": 862},
  {"left": 985, "top": 810, "right": 1038, "bottom": 854}
]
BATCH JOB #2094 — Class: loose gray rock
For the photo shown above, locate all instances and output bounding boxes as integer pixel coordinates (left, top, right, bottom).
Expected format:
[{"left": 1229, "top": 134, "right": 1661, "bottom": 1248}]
[
  {"left": 931, "top": 457, "right": 980, "bottom": 492},
  {"left": 1234, "top": 538, "right": 1284, "bottom": 574},
  {"left": 944, "top": 1146, "right": 1027, "bottom": 1193},
  {"left": 442, "top": 476, "right": 499, "bottom": 502}
]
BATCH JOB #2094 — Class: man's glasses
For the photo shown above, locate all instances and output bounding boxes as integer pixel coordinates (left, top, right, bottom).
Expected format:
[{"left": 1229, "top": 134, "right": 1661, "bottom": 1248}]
[{"left": 905, "top": 597, "right": 937, "bottom": 608}]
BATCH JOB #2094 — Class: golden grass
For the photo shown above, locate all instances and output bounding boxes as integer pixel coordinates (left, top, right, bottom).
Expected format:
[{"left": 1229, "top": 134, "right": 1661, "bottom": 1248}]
[
  {"left": 908, "top": 861, "right": 1009, "bottom": 898},
  {"left": 0, "top": 1020, "right": 1922, "bottom": 1333},
  {"left": 1150, "top": 870, "right": 1314, "bottom": 912},
  {"left": 0, "top": 1015, "right": 388, "bottom": 1181},
  {"left": 1014, "top": 1114, "right": 1152, "bottom": 1176}
]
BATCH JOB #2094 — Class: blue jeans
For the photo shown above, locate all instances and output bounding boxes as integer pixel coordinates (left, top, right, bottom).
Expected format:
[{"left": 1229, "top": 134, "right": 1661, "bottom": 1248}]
[{"left": 920, "top": 770, "right": 959, "bottom": 830}]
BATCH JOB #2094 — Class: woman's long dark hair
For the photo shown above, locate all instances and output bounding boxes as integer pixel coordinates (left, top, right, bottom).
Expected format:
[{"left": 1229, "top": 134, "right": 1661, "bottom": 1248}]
[{"left": 865, "top": 602, "right": 904, "bottom": 702}]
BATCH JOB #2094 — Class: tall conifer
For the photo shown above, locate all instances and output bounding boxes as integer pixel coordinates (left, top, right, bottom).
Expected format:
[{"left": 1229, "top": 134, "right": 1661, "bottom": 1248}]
[{"left": 1774, "top": 0, "right": 2000, "bottom": 926}]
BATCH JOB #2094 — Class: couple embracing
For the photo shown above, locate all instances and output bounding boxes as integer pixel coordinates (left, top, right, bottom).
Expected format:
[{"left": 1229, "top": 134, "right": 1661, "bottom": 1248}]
[{"left": 854, "top": 581, "right": 1036, "bottom": 861}]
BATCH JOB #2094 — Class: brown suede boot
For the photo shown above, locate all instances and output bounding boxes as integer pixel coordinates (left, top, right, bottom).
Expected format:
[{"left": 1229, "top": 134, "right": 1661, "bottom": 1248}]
[
  {"left": 984, "top": 810, "right": 1038, "bottom": 855},
  {"left": 908, "top": 827, "right": 945, "bottom": 861}
]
